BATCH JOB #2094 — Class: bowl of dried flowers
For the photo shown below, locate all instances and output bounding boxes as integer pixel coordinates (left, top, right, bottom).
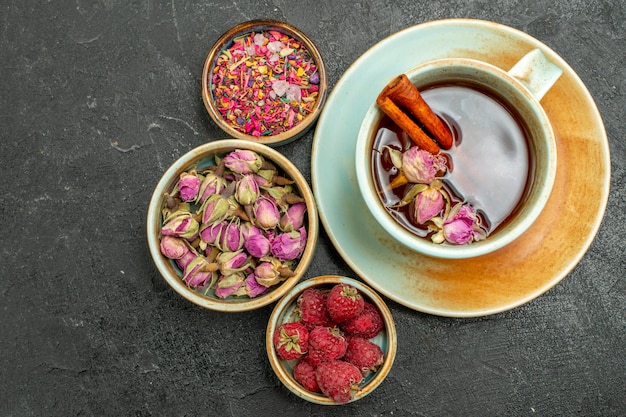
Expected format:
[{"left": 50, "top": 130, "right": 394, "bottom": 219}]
[
  {"left": 266, "top": 275, "right": 397, "bottom": 405},
  {"left": 147, "top": 139, "right": 319, "bottom": 312},
  {"left": 202, "top": 20, "right": 327, "bottom": 146}
]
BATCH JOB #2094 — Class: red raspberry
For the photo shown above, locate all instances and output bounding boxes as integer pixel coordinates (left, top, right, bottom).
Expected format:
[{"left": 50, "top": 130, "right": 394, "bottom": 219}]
[
  {"left": 343, "top": 337, "right": 384, "bottom": 376},
  {"left": 326, "top": 284, "right": 364, "bottom": 323},
  {"left": 273, "top": 322, "right": 309, "bottom": 361},
  {"left": 305, "top": 326, "right": 347, "bottom": 367},
  {"left": 340, "top": 302, "right": 384, "bottom": 339},
  {"left": 315, "top": 360, "right": 363, "bottom": 404},
  {"left": 297, "top": 288, "right": 333, "bottom": 330},
  {"left": 293, "top": 360, "right": 320, "bottom": 393}
]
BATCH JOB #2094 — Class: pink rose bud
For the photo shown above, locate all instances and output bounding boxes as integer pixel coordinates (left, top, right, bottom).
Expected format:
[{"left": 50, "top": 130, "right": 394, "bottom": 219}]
[
  {"left": 219, "top": 221, "right": 243, "bottom": 252},
  {"left": 253, "top": 171, "right": 274, "bottom": 188},
  {"left": 159, "top": 236, "right": 188, "bottom": 259},
  {"left": 240, "top": 221, "right": 262, "bottom": 240},
  {"left": 270, "top": 227, "right": 307, "bottom": 261},
  {"left": 199, "top": 221, "right": 226, "bottom": 246},
  {"left": 254, "top": 261, "right": 279, "bottom": 279},
  {"left": 279, "top": 202, "right": 307, "bottom": 232},
  {"left": 217, "top": 250, "right": 250, "bottom": 276},
  {"left": 176, "top": 249, "right": 197, "bottom": 271},
  {"left": 223, "top": 149, "right": 263, "bottom": 174},
  {"left": 443, "top": 204, "right": 479, "bottom": 245},
  {"left": 254, "top": 196, "right": 280, "bottom": 230},
  {"left": 183, "top": 256, "right": 213, "bottom": 289},
  {"left": 201, "top": 194, "right": 230, "bottom": 225},
  {"left": 186, "top": 270, "right": 212, "bottom": 289},
  {"left": 161, "top": 212, "right": 199, "bottom": 240},
  {"left": 254, "top": 261, "right": 282, "bottom": 287},
  {"left": 214, "top": 272, "right": 245, "bottom": 298},
  {"left": 245, "top": 273, "right": 269, "bottom": 298},
  {"left": 402, "top": 146, "right": 447, "bottom": 184},
  {"left": 413, "top": 187, "right": 445, "bottom": 224},
  {"left": 236, "top": 174, "right": 260, "bottom": 205},
  {"left": 178, "top": 171, "right": 201, "bottom": 202},
  {"left": 244, "top": 233, "right": 271, "bottom": 258},
  {"left": 197, "top": 172, "right": 227, "bottom": 204}
]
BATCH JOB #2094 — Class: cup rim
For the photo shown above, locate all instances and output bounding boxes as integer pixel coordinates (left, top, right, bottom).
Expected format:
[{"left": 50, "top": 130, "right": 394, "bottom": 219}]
[{"left": 355, "top": 58, "right": 557, "bottom": 259}]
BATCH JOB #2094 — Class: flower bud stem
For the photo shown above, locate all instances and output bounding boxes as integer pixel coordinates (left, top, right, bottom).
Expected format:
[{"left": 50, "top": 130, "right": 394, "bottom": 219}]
[
  {"left": 201, "top": 263, "right": 220, "bottom": 273},
  {"left": 244, "top": 204, "right": 255, "bottom": 223},
  {"left": 278, "top": 266, "right": 296, "bottom": 277},
  {"left": 165, "top": 193, "right": 179, "bottom": 212},
  {"left": 388, "top": 172, "right": 409, "bottom": 190},
  {"left": 274, "top": 176, "right": 294, "bottom": 185},
  {"left": 282, "top": 193, "right": 305, "bottom": 205}
]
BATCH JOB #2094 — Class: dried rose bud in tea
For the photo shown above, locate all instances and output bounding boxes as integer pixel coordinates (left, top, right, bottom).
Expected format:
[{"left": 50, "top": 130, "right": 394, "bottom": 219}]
[
  {"left": 372, "top": 128, "right": 488, "bottom": 246},
  {"left": 210, "top": 29, "right": 320, "bottom": 137},
  {"left": 159, "top": 149, "right": 309, "bottom": 298}
]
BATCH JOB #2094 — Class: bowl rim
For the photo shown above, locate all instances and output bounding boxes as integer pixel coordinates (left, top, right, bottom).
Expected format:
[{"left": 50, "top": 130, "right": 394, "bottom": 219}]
[
  {"left": 265, "top": 275, "right": 397, "bottom": 405},
  {"left": 355, "top": 57, "right": 557, "bottom": 259},
  {"left": 201, "top": 19, "right": 328, "bottom": 146},
  {"left": 146, "top": 139, "right": 319, "bottom": 312}
]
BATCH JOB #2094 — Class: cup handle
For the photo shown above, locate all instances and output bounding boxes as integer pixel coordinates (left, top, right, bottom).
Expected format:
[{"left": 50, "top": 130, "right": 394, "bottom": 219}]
[{"left": 507, "top": 49, "right": 563, "bottom": 101}]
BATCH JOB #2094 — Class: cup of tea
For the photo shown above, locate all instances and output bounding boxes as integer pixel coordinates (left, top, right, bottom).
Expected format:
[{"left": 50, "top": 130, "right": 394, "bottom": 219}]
[{"left": 355, "top": 49, "right": 562, "bottom": 259}]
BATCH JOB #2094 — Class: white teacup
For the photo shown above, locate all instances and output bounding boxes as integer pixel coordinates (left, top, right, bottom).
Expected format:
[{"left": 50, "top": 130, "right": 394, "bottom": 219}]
[{"left": 355, "top": 49, "right": 562, "bottom": 259}]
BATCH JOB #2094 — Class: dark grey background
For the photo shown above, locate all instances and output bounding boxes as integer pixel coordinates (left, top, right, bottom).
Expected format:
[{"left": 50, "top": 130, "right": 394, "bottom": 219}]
[{"left": 1, "top": 1, "right": 624, "bottom": 416}]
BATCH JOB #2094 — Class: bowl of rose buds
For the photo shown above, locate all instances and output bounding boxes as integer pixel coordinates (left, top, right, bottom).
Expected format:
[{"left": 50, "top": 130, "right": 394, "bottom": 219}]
[
  {"left": 147, "top": 139, "right": 319, "bottom": 312},
  {"left": 266, "top": 275, "right": 397, "bottom": 405},
  {"left": 202, "top": 20, "right": 328, "bottom": 146}
]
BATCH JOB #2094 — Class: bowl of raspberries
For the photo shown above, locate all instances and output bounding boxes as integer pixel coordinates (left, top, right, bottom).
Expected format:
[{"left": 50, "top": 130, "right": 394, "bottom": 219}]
[{"left": 266, "top": 275, "right": 397, "bottom": 405}]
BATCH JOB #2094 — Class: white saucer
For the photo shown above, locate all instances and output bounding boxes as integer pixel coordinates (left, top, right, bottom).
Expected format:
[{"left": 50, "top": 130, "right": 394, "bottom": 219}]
[{"left": 311, "top": 19, "right": 610, "bottom": 317}]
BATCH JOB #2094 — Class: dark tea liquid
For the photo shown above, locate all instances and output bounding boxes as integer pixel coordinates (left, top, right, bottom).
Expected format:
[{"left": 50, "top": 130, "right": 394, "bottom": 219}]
[{"left": 372, "top": 83, "right": 531, "bottom": 237}]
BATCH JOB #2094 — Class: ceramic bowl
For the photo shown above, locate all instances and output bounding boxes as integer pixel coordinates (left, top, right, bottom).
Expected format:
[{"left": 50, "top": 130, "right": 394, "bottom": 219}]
[
  {"left": 202, "top": 20, "right": 328, "bottom": 146},
  {"left": 266, "top": 275, "right": 397, "bottom": 405},
  {"left": 146, "top": 139, "right": 319, "bottom": 312}
]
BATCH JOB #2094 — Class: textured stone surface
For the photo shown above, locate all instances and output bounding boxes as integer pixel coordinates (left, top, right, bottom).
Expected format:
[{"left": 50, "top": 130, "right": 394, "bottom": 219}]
[{"left": 1, "top": 1, "right": 624, "bottom": 416}]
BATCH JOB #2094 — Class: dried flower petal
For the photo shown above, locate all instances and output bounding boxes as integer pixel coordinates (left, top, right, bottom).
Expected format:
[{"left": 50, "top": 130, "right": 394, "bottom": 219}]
[
  {"left": 402, "top": 146, "right": 447, "bottom": 184},
  {"left": 285, "top": 85, "right": 302, "bottom": 102},
  {"left": 272, "top": 79, "right": 290, "bottom": 97}
]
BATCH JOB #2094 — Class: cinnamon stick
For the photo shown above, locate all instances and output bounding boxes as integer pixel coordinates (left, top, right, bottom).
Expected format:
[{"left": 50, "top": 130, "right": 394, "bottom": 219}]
[
  {"left": 378, "top": 74, "right": 453, "bottom": 150},
  {"left": 376, "top": 96, "right": 441, "bottom": 154}
]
